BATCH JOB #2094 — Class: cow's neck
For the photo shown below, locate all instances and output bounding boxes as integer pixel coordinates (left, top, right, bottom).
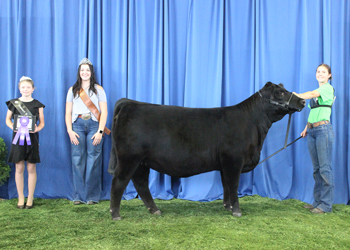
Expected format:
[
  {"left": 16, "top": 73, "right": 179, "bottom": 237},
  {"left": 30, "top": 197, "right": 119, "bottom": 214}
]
[
  {"left": 240, "top": 93, "right": 273, "bottom": 123},
  {"left": 237, "top": 93, "right": 275, "bottom": 139}
]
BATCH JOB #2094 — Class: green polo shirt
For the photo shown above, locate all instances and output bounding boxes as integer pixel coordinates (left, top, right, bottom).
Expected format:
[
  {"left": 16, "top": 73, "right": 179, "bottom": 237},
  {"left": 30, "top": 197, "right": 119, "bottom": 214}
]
[{"left": 308, "top": 83, "right": 334, "bottom": 123}]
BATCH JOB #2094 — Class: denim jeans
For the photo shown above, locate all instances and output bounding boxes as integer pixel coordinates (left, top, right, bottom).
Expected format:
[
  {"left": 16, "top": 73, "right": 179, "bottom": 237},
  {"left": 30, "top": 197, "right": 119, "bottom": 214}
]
[
  {"left": 72, "top": 118, "right": 103, "bottom": 203},
  {"left": 307, "top": 122, "right": 334, "bottom": 212}
]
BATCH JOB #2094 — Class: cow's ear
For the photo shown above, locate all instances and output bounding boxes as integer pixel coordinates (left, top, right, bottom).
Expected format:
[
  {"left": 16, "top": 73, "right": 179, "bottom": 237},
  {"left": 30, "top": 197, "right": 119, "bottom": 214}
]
[
  {"left": 265, "top": 81, "right": 273, "bottom": 87},
  {"left": 278, "top": 83, "right": 285, "bottom": 88}
]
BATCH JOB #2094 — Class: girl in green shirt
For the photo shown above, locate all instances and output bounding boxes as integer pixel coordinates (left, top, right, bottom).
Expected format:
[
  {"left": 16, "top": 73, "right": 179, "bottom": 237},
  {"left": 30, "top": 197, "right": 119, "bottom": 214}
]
[{"left": 294, "top": 64, "right": 335, "bottom": 214}]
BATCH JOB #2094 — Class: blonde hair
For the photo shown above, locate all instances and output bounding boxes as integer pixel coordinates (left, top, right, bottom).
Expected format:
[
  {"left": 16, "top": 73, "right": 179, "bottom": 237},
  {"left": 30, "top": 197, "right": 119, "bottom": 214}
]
[{"left": 18, "top": 76, "right": 34, "bottom": 88}]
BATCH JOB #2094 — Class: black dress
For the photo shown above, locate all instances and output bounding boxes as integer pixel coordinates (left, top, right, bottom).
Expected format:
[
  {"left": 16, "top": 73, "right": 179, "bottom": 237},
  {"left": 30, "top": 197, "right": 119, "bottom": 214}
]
[{"left": 6, "top": 99, "right": 45, "bottom": 163}]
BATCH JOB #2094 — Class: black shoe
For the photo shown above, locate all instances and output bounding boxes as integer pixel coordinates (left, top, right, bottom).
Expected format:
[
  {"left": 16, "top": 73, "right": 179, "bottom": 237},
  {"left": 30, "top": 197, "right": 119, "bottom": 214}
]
[
  {"left": 17, "top": 204, "right": 25, "bottom": 209},
  {"left": 25, "top": 201, "right": 34, "bottom": 209}
]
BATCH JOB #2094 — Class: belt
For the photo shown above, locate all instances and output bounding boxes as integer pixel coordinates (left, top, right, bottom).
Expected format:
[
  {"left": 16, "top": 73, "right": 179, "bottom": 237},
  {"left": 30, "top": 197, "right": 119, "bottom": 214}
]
[
  {"left": 307, "top": 120, "right": 329, "bottom": 129},
  {"left": 78, "top": 113, "right": 91, "bottom": 120}
]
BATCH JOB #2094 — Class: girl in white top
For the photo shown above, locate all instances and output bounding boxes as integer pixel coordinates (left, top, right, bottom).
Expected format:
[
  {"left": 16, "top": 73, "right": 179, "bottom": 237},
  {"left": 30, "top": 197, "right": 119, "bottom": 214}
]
[{"left": 65, "top": 58, "right": 107, "bottom": 205}]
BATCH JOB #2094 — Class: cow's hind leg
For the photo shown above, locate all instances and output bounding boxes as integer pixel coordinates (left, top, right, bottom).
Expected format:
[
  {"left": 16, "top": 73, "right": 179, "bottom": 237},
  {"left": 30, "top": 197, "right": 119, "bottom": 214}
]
[
  {"left": 132, "top": 162, "right": 161, "bottom": 215},
  {"left": 110, "top": 158, "right": 139, "bottom": 221}
]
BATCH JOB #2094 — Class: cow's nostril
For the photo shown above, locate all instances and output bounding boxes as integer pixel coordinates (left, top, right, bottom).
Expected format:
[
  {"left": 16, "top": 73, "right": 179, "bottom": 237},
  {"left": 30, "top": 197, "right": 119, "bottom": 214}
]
[{"left": 301, "top": 100, "right": 306, "bottom": 105}]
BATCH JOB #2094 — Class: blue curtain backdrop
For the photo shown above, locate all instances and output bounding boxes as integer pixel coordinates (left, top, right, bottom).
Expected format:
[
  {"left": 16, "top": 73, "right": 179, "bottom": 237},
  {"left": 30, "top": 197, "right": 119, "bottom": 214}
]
[{"left": 0, "top": 0, "right": 349, "bottom": 206}]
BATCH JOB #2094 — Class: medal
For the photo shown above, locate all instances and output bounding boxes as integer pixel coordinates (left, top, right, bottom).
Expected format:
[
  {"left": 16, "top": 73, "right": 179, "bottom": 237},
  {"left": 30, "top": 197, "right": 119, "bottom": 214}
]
[{"left": 12, "top": 116, "right": 31, "bottom": 146}]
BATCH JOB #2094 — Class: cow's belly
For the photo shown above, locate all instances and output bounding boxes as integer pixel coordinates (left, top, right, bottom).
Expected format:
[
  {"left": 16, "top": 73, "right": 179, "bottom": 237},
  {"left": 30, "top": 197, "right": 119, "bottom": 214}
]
[{"left": 142, "top": 154, "right": 220, "bottom": 178}]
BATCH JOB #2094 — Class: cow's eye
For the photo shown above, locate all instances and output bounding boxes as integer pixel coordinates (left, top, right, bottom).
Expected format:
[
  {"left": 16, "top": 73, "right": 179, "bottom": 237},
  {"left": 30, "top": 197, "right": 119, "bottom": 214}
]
[{"left": 276, "top": 91, "right": 285, "bottom": 97}]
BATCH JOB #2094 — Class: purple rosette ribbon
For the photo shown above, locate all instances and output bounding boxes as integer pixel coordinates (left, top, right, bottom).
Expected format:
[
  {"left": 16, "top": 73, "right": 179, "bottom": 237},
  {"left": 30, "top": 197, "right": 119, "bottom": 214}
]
[{"left": 12, "top": 116, "right": 31, "bottom": 146}]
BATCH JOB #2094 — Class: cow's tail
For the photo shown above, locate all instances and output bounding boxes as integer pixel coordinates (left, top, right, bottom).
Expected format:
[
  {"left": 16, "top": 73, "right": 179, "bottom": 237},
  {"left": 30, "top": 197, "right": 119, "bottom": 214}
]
[
  {"left": 113, "top": 98, "right": 130, "bottom": 118},
  {"left": 107, "top": 98, "right": 130, "bottom": 175}
]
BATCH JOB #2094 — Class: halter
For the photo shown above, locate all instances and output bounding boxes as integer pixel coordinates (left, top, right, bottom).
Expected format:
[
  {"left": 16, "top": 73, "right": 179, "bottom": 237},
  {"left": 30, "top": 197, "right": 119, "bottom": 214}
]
[
  {"left": 256, "top": 90, "right": 302, "bottom": 165},
  {"left": 258, "top": 91, "right": 294, "bottom": 110}
]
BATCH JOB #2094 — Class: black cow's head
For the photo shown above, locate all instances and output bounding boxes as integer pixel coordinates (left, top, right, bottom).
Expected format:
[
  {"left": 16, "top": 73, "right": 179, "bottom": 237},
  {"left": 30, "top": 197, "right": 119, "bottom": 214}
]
[{"left": 259, "top": 82, "right": 305, "bottom": 121}]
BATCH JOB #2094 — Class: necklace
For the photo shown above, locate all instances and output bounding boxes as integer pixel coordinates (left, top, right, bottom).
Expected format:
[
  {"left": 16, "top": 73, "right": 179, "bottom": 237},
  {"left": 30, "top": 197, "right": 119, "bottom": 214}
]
[{"left": 82, "top": 85, "right": 90, "bottom": 91}]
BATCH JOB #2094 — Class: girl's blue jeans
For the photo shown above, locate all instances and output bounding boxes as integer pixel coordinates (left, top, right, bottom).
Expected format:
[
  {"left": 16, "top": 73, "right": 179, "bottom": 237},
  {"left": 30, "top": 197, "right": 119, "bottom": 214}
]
[
  {"left": 307, "top": 122, "right": 334, "bottom": 212},
  {"left": 71, "top": 118, "right": 103, "bottom": 203}
]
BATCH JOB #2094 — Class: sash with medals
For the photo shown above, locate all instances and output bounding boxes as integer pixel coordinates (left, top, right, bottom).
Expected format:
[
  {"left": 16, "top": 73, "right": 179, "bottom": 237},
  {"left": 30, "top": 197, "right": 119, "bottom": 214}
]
[{"left": 10, "top": 99, "right": 36, "bottom": 145}]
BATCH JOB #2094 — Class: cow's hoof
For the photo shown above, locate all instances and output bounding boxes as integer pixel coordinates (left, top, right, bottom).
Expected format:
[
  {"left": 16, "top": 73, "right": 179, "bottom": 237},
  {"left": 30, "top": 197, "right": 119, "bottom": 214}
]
[
  {"left": 112, "top": 216, "right": 122, "bottom": 221},
  {"left": 152, "top": 210, "right": 162, "bottom": 215},
  {"left": 224, "top": 204, "right": 232, "bottom": 211},
  {"left": 232, "top": 212, "right": 242, "bottom": 217}
]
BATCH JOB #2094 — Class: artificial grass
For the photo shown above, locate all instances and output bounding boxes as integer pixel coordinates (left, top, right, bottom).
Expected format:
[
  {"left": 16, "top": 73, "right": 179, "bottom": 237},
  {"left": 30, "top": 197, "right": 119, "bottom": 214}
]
[{"left": 0, "top": 195, "right": 350, "bottom": 249}]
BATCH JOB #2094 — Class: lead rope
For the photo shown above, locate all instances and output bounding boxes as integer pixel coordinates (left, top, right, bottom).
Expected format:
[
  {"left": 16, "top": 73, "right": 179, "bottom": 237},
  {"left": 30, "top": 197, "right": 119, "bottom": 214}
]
[{"left": 257, "top": 114, "right": 303, "bottom": 166}]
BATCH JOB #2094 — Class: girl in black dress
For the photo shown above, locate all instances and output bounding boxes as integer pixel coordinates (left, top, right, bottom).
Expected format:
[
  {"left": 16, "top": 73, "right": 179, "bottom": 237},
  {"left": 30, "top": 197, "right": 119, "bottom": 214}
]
[{"left": 5, "top": 76, "right": 45, "bottom": 209}]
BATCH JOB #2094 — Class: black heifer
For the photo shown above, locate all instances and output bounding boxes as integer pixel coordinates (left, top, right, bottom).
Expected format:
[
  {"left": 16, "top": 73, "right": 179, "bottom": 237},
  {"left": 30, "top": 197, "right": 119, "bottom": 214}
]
[{"left": 108, "top": 82, "right": 305, "bottom": 220}]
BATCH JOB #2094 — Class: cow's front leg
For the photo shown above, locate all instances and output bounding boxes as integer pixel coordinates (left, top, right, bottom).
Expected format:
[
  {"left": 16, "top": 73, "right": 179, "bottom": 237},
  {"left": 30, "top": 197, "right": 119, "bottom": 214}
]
[
  {"left": 223, "top": 177, "right": 241, "bottom": 217},
  {"left": 229, "top": 189, "right": 241, "bottom": 217},
  {"left": 220, "top": 171, "right": 231, "bottom": 211},
  {"left": 220, "top": 156, "right": 243, "bottom": 217}
]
